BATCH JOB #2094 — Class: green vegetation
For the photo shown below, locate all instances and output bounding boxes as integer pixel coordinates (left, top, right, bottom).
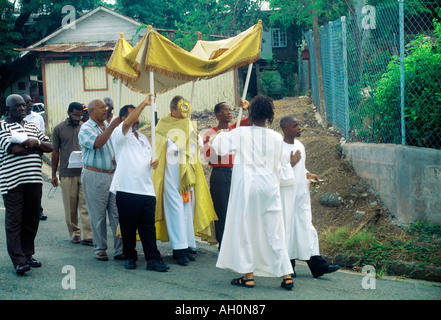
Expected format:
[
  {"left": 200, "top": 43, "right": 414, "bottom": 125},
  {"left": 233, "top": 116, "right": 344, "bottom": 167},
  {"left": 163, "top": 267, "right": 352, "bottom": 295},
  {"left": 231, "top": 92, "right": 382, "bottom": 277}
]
[
  {"left": 259, "top": 70, "right": 285, "bottom": 99},
  {"left": 351, "top": 11, "right": 441, "bottom": 148},
  {"left": 320, "top": 221, "right": 441, "bottom": 276},
  {"left": 374, "top": 26, "right": 441, "bottom": 147}
]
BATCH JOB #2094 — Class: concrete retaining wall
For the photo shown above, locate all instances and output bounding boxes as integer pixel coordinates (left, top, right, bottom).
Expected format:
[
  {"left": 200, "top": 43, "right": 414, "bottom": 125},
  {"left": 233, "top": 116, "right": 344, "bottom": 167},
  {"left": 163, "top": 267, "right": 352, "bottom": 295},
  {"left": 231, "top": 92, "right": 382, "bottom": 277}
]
[{"left": 342, "top": 143, "right": 441, "bottom": 226}]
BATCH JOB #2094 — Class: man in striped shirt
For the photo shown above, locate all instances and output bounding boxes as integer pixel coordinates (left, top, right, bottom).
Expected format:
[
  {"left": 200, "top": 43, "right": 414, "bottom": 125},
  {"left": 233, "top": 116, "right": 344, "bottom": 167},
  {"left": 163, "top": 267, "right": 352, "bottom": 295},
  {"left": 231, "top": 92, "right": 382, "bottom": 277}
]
[
  {"left": 0, "top": 94, "right": 53, "bottom": 275},
  {"left": 79, "top": 98, "right": 123, "bottom": 262}
]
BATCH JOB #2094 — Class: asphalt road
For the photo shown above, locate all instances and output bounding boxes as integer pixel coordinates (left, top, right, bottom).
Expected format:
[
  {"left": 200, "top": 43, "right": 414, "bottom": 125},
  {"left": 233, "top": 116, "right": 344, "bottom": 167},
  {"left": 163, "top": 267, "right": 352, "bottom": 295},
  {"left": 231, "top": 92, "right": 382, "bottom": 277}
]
[{"left": 0, "top": 170, "right": 440, "bottom": 309}]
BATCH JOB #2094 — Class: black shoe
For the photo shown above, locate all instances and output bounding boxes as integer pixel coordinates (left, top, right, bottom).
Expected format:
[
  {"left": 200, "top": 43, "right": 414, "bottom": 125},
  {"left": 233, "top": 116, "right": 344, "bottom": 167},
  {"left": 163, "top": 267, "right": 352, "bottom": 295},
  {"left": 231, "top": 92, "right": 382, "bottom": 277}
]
[
  {"left": 25, "top": 257, "right": 42, "bottom": 268},
  {"left": 125, "top": 259, "right": 136, "bottom": 269},
  {"left": 80, "top": 238, "right": 93, "bottom": 246},
  {"left": 16, "top": 264, "right": 30, "bottom": 275},
  {"left": 146, "top": 259, "right": 170, "bottom": 272},
  {"left": 39, "top": 213, "right": 47, "bottom": 220},
  {"left": 176, "top": 257, "right": 190, "bottom": 266},
  {"left": 324, "top": 265, "right": 340, "bottom": 274},
  {"left": 114, "top": 254, "right": 126, "bottom": 260},
  {"left": 281, "top": 278, "right": 294, "bottom": 290}
]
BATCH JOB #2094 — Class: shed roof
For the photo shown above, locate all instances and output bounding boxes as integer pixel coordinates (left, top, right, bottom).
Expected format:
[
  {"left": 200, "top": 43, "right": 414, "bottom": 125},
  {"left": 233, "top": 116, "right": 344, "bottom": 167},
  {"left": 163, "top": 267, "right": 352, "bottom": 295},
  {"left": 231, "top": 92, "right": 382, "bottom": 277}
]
[
  {"left": 16, "top": 42, "right": 115, "bottom": 54},
  {"left": 17, "top": 6, "right": 142, "bottom": 57}
]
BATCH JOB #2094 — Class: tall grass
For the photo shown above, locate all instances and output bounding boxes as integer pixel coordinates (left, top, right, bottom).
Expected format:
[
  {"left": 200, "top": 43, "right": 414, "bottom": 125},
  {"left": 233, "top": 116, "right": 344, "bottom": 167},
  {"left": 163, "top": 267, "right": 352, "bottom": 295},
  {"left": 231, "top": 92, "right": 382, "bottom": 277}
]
[{"left": 320, "top": 225, "right": 374, "bottom": 256}]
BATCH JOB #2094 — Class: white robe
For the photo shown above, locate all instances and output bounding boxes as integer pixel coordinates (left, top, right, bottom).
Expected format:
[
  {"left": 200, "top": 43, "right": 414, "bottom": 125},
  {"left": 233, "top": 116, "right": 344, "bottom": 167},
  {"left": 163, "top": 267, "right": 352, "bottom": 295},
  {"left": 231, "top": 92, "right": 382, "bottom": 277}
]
[
  {"left": 163, "top": 139, "right": 197, "bottom": 250},
  {"left": 212, "top": 126, "right": 293, "bottom": 277},
  {"left": 279, "top": 140, "right": 320, "bottom": 260}
]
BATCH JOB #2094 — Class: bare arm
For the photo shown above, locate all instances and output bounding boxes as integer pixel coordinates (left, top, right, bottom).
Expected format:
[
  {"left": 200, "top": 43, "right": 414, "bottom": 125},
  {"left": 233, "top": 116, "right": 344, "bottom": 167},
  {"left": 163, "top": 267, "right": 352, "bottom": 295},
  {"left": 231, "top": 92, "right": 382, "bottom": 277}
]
[
  {"left": 122, "top": 94, "right": 153, "bottom": 136},
  {"left": 9, "top": 138, "right": 53, "bottom": 155},
  {"left": 51, "top": 149, "right": 60, "bottom": 187},
  {"left": 93, "top": 117, "right": 122, "bottom": 149}
]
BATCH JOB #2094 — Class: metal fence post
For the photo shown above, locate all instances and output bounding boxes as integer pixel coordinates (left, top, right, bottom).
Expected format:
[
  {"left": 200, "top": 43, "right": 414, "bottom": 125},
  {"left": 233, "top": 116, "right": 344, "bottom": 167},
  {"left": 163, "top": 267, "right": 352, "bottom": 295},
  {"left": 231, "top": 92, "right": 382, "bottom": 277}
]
[
  {"left": 298, "top": 48, "right": 302, "bottom": 94},
  {"left": 399, "top": 0, "right": 406, "bottom": 145},
  {"left": 329, "top": 21, "right": 336, "bottom": 126},
  {"left": 341, "top": 16, "right": 349, "bottom": 139}
]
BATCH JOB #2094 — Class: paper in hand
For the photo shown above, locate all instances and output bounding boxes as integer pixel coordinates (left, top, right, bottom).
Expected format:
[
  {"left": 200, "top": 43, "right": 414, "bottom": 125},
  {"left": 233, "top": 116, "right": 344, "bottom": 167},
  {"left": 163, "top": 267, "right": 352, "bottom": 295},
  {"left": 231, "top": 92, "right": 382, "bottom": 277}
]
[
  {"left": 67, "top": 151, "right": 83, "bottom": 168},
  {"left": 9, "top": 130, "right": 28, "bottom": 144}
]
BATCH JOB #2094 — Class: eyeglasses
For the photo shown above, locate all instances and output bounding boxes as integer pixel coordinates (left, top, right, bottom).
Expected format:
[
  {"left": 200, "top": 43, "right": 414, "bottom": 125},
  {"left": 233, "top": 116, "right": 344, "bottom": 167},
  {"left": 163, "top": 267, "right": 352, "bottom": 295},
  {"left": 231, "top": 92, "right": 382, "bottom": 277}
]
[{"left": 70, "top": 113, "right": 83, "bottom": 119}]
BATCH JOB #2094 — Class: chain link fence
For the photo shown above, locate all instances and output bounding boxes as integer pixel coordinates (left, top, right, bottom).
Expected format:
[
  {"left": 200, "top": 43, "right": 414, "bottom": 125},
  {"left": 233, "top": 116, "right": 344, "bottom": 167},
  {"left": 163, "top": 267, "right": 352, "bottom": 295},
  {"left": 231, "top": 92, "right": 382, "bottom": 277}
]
[{"left": 300, "top": 0, "right": 441, "bottom": 149}]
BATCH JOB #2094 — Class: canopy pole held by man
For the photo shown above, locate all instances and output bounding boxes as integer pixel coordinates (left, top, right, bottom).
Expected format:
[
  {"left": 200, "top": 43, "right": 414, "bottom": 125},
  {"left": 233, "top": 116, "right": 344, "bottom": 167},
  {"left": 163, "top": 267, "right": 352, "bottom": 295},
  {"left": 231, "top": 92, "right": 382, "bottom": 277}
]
[
  {"left": 189, "top": 81, "right": 196, "bottom": 120},
  {"left": 237, "top": 63, "right": 253, "bottom": 127},
  {"left": 116, "top": 78, "right": 122, "bottom": 114},
  {"left": 150, "top": 71, "right": 156, "bottom": 158}
]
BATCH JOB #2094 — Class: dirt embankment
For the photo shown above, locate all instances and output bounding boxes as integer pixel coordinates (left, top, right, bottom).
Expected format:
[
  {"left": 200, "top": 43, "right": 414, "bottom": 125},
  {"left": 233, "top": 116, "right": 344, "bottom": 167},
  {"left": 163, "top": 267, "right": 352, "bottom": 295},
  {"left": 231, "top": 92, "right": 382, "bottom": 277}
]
[{"left": 189, "top": 96, "right": 393, "bottom": 238}]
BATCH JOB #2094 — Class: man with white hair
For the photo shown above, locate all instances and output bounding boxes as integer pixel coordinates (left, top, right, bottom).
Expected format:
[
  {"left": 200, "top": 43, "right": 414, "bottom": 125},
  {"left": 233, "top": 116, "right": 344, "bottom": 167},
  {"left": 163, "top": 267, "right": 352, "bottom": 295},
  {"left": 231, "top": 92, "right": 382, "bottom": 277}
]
[
  {"left": 0, "top": 94, "right": 52, "bottom": 275},
  {"left": 103, "top": 97, "right": 114, "bottom": 123}
]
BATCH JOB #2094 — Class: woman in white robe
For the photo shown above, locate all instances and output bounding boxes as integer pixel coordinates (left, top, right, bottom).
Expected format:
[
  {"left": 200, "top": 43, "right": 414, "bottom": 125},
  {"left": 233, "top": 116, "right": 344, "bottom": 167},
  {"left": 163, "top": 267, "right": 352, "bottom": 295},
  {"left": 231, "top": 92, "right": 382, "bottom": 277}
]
[
  {"left": 212, "top": 96, "right": 294, "bottom": 290},
  {"left": 279, "top": 115, "right": 340, "bottom": 278}
]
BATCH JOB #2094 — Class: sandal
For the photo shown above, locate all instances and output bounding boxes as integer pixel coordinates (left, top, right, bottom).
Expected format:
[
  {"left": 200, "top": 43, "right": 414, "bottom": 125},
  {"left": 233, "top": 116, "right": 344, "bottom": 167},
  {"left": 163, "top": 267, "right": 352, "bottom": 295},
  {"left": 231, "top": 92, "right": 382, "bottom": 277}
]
[
  {"left": 231, "top": 276, "right": 254, "bottom": 288},
  {"left": 281, "top": 277, "right": 294, "bottom": 290}
]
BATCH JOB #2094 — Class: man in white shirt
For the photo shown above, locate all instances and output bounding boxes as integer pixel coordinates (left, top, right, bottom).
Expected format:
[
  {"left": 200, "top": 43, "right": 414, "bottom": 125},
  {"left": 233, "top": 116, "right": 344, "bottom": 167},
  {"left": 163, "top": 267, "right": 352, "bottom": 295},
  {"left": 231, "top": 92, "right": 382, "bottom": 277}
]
[
  {"left": 22, "top": 94, "right": 46, "bottom": 220},
  {"left": 110, "top": 95, "right": 169, "bottom": 272},
  {"left": 22, "top": 94, "right": 45, "bottom": 134}
]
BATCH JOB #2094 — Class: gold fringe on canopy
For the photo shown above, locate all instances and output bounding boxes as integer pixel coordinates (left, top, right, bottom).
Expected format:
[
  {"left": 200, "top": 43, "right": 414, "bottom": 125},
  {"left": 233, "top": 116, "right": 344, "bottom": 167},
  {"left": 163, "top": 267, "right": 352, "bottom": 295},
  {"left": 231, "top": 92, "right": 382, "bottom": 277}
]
[
  {"left": 105, "top": 22, "right": 263, "bottom": 94},
  {"left": 153, "top": 114, "right": 218, "bottom": 244},
  {"left": 106, "top": 33, "right": 139, "bottom": 84}
]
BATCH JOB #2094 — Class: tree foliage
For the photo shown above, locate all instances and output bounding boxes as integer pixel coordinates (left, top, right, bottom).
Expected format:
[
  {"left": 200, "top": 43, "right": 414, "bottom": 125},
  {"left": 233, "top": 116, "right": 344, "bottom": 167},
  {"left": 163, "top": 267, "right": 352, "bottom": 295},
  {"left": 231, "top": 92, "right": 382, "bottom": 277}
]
[
  {"left": 0, "top": 0, "right": 22, "bottom": 65},
  {"left": 0, "top": 0, "right": 101, "bottom": 104},
  {"left": 267, "top": 0, "right": 351, "bottom": 28},
  {"left": 116, "top": 0, "right": 193, "bottom": 30},
  {"left": 114, "top": 0, "right": 269, "bottom": 50}
]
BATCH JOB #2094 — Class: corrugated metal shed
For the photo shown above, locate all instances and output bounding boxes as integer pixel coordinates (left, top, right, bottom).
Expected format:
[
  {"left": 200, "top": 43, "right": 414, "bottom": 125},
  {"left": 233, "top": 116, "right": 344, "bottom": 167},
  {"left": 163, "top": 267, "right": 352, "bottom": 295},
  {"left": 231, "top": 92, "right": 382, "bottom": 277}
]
[{"left": 44, "top": 61, "right": 236, "bottom": 133}]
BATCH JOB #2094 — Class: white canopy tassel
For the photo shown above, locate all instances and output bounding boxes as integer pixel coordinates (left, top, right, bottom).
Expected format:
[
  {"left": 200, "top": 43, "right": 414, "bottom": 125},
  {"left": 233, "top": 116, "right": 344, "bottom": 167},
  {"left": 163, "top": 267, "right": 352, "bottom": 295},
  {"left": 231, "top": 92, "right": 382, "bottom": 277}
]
[{"left": 237, "top": 63, "right": 253, "bottom": 127}]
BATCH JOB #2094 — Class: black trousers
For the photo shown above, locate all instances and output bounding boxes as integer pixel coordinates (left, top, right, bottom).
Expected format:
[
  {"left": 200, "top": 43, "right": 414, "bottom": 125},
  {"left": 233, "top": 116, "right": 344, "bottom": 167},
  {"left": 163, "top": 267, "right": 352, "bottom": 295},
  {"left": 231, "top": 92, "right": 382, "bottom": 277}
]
[
  {"left": 3, "top": 183, "right": 42, "bottom": 267},
  {"left": 291, "top": 255, "right": 329, "bottom": 278},
  {"left": 209, "top": 167, "right": 232, "bottom": 249},
  {"left": 115, "top": 192, "right": 161, "bottom": 261}
]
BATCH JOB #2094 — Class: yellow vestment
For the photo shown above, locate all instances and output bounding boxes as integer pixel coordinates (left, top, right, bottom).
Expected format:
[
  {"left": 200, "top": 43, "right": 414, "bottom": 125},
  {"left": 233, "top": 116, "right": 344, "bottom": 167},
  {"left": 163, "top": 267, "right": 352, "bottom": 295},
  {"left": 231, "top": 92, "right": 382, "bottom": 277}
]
[{"left": 153, "top": 114, "right": 217, "bottom": 244}]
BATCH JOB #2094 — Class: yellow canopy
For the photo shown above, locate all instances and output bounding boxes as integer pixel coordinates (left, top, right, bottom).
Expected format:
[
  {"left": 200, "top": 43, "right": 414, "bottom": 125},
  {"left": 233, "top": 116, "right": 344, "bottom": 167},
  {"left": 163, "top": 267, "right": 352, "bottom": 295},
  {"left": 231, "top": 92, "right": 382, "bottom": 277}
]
[
  {"left": 106, "top": 22, "right": 262, "bottom": 94},
  {"left": 106, "top": 33, "right": 138, "bottom": 82}
]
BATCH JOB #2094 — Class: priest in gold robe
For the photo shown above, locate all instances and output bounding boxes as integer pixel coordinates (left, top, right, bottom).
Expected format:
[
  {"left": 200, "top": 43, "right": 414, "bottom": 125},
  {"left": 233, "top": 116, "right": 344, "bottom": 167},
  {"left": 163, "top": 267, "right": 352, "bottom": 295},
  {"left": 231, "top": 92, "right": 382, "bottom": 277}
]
[{"left": 153, "top": 96, "right": 217, "bottom": 266}]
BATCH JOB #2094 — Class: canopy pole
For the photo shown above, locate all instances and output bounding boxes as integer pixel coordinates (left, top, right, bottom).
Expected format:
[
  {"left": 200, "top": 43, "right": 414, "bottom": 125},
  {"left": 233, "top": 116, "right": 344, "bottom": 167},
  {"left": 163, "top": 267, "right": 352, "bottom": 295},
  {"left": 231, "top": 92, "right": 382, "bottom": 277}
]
[
  {"left": 116, "top": 78, "right": 122, "bottom": 114},
  {"left": 149, "top": 71, "right": 156, "bottom": 158},
  {"left": 237, "top": 63, "right": 253, "bottom": 127},
  {"left": 116, "top": 33, "right": 124, "bottom": 115},
  {"left": 189, "top": 81, "right": 196, "bottom": 120}
]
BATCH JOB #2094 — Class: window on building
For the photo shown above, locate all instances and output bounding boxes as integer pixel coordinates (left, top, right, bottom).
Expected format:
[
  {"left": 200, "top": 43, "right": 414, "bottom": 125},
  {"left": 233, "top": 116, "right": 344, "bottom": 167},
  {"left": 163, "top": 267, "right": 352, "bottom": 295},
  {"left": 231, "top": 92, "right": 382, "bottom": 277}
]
[
  {"left": 83, "top": 66, "right": 108, "bottom": 91},
  {"left": 272, "top": 29, "right": 287, "bottom": 48}
]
